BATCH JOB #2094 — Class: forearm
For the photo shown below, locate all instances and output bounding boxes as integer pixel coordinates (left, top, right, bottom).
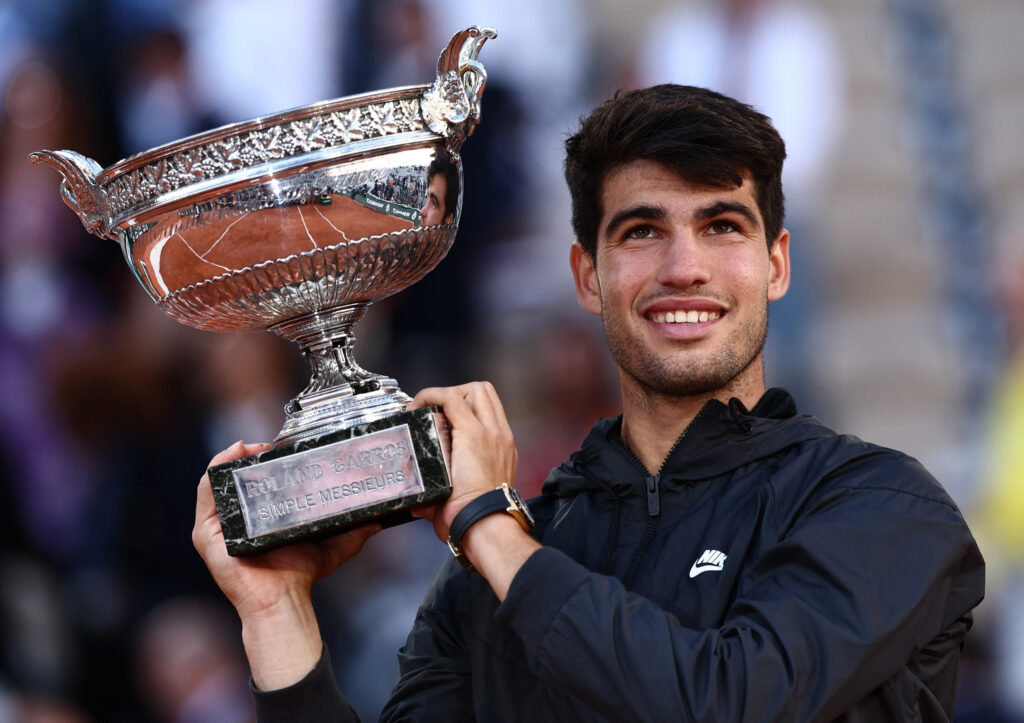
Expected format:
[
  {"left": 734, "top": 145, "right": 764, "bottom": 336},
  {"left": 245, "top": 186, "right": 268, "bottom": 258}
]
[
  {"left": 194, "top": 442, "right": 381, "bottom": 693},
  {"left": 459, "top": 513, "right": 541, "bottom": 601},
  {"left": 242, "top": 589, "right": 324, "bottom": 691}
]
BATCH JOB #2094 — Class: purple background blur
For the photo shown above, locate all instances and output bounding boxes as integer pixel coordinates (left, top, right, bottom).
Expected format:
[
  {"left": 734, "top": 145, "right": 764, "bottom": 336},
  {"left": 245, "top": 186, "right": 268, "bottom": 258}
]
[{"left": 1, "top": 0, "right": 1022, "bottom": 720}]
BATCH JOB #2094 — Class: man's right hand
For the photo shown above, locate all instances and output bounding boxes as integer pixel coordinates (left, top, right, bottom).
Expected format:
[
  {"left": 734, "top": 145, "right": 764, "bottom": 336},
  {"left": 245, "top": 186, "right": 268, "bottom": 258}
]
[{"left": 193, "top": 440, "right": 381, "bottom": 690}]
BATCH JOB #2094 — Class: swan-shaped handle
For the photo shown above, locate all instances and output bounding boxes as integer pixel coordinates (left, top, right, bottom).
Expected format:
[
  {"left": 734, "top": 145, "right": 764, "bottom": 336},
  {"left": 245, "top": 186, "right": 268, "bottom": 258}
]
[
  {"left": 28, "top": 149, "right": 110, "bottom": 238},
  {"left": 421, "top": 26, "right": 497, "bottom": 157}
]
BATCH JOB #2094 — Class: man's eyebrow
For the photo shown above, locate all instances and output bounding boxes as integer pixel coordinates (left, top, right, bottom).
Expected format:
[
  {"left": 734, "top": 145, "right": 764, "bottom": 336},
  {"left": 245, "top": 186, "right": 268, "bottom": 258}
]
[
  {"left": 693, "top": 201, "right": 761, "bottom": 230},
  {"left": 603, "top": 204, "right": 667, "bottom": 238}
]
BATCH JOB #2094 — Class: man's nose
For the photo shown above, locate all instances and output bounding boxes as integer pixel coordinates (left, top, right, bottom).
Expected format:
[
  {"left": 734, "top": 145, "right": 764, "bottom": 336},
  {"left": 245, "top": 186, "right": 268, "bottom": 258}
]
[{"left": 655, "top": 232, "right": 711, "bottom": 289}]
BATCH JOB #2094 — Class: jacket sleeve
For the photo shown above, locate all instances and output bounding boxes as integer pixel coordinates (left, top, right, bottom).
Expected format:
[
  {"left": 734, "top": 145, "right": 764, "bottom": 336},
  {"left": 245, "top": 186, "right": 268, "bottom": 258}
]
[
  {"left": 251, "top": 645, "right": 361, "bottom": 723},
  {"left": 494, "top": 459, "right": 984, "bottom": 722},
  {"left": 379, "top": 557, "right": 476, "bottom": 722}
]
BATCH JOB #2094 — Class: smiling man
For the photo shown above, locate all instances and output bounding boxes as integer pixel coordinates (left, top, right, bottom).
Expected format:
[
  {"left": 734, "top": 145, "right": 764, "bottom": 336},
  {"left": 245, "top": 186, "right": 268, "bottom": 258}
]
[{"left": 194, "top": 85, "right": 984, "bottom": 722}]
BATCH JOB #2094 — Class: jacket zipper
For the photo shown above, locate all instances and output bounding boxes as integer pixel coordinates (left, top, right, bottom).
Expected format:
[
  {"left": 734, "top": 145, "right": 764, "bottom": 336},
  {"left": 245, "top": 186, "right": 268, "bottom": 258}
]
[{"left": 617, "top": 406, "right": 711, "bottom": 587}]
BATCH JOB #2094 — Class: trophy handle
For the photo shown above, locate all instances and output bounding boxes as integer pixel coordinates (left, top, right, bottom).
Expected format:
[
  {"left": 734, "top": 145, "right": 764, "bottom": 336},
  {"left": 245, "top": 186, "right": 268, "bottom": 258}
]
[
  {"left": 421, "top": 26, "right": 497, "bottom": 157},
  {"left": 28, "top": 149, "right": 110, "bottom": 238}
]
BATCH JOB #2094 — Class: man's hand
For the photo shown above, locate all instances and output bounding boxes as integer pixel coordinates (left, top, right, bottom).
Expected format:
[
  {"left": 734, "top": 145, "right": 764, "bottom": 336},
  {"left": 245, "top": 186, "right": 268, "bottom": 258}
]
[
  {"left": 408, "top": 383, "right": 539, "bottom": 600},
  {"left": 193, "top": 441, "right": 380, "bottom": 690},
  {"left": 408, "top": 382, "right": 519, "bottom": 540}
]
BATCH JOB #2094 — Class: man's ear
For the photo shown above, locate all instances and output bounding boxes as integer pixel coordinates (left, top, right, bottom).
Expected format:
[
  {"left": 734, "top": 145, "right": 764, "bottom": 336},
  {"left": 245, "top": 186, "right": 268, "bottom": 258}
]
[
  {"left": 767, "top": 229, "right": 791, "bottom": 302},
  {"left": 570, "top": 242, "right": 602, "bottom": 316}
]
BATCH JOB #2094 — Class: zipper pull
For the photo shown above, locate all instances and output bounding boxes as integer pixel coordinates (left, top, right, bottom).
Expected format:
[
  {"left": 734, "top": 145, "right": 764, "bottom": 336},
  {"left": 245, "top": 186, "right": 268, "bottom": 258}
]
[{"left": 645, "top": 475, "right": 660, "bottom": 516}]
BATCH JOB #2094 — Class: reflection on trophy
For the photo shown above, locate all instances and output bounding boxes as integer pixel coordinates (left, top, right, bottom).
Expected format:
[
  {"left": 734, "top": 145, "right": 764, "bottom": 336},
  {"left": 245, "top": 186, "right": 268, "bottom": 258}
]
[{"left": 30, "top": 27, "right": 496, "bottom": 555}]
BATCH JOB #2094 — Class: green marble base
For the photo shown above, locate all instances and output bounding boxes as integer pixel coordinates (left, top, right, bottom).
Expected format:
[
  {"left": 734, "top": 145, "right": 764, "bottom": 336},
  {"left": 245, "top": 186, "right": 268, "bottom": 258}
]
[{"left": 208, "top": 406, "right": 451, "bottom": 556}]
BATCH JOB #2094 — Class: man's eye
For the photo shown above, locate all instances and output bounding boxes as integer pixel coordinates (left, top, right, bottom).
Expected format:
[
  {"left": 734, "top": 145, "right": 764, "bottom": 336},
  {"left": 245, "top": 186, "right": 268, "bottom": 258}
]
[
  {"left": 626, "top": 225, "right": 654, "bottom": 239},
  {"left": 708, "top": 220, "right": 738, "bottom": 235}
]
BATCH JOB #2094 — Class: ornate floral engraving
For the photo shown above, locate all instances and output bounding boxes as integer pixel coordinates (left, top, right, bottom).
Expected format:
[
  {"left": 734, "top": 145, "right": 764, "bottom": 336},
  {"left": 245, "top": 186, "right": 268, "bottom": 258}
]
[
  {"left": 102, "top": 95, "right": 429, "bottom": 218},
  {"left": 173, "top": 148, "right": 206, "bottom": 182},
  {"left": 329, "top": 108, "right": 364, "bottom": 144}
]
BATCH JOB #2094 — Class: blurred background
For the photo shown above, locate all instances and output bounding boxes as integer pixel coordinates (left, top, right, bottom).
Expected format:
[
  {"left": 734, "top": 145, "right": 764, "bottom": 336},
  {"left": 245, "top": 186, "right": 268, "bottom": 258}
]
[{"left": 0, "top": 0, "right": 1021, "bottom": 720}]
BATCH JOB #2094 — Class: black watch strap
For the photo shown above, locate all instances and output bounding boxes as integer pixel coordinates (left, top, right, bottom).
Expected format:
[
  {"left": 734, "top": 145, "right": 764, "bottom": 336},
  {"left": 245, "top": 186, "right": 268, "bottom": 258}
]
[{"left": 447, "top": 483, "right": 534, "bottom": 570}]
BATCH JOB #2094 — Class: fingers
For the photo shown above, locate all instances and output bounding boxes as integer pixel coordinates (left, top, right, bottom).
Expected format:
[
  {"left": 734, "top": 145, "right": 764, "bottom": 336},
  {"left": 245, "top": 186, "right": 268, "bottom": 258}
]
[
  {"left": 411, "top": 383, "right": 519, "bottom": 539},
  {"left": 411, "top": 385, "right": 472, "bottom": 423},
  {"left": 194, "top": 471, "right": 225, "bottom": 560},
  {"left": 414, "top": 383, "right": 514, "bottom": 460},
  {"left": 459, "top": 381, "right": 506, "bottom": 430},
  {"left": 210, "top": 439, "right": 260, "bottom": 467},
  {"left": 409, "top": 504, "right": 439, "bottom": 523},
  {"left": 316, "top": 523, "right": 382, "bottom": 578},
  {"left": 197, "top": 441, "right": 271, "bottom": 509},
  {"left": 413, "top": 381, "right": 510, "bottom": 431},
  {"left": 195, "top": 441, "right": 272, "bottom": 556}
]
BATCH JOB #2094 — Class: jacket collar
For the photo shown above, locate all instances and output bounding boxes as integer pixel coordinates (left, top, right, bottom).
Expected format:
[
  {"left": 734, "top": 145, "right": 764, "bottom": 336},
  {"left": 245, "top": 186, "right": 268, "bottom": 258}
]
[{"left": 543, "top": 388, "right": 833, "bottom": 498}]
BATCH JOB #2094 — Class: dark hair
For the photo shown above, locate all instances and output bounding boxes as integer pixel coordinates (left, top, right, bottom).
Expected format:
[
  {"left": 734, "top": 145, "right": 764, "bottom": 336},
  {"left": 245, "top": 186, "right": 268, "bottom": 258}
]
[
  {"left": 564, "top": 84, "right": 786, "bottom": 257},
  {"left": 427, "top": 151, "right": 460, "bottom": 222}
]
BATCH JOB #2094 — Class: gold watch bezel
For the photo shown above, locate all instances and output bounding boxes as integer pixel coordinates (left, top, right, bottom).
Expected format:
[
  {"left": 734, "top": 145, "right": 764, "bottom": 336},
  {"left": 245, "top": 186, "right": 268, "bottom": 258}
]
[{"left": 498, "top": 482, "right": 535, "bottom": 532}]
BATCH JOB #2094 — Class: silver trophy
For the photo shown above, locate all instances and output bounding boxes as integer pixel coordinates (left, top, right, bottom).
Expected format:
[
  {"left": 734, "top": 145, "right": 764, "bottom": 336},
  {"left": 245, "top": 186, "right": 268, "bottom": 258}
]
[{"left": 30, "top": 27, "right": 496, "bottom": 555}]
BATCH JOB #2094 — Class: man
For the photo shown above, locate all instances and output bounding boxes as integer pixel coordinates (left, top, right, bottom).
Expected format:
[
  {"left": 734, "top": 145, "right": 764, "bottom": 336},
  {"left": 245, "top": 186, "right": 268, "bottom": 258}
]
[
  {"left": 194, "top": 85, "right": 984, "bottom": 721},
  {"left": 418, "top": 153, "right": 458, "bottom": 227}
]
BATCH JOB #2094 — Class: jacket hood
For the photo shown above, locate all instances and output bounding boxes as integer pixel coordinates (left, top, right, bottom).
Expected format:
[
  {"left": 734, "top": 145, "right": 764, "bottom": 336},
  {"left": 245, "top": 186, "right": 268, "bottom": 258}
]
[{"left": 542, "top": 388, "right": 836, "bottom": 499}]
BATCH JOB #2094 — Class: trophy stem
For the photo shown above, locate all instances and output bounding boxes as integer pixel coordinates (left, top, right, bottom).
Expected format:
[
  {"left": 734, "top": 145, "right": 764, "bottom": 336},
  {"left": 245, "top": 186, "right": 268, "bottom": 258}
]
[{"left": 270, "top": 304, "right": 410, "bottom": 445}]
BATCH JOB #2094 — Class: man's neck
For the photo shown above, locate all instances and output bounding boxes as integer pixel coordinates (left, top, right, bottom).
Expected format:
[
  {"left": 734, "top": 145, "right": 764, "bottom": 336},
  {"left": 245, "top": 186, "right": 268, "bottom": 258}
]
[{"left": 618, "top": 371, "right": 766, "bottom": 475}]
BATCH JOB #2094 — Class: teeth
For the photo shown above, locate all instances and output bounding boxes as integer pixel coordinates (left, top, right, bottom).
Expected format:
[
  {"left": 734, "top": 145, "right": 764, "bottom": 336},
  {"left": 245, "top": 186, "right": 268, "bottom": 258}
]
[{"left": 653, "top": 310, "right": 721, "bottom": 324}]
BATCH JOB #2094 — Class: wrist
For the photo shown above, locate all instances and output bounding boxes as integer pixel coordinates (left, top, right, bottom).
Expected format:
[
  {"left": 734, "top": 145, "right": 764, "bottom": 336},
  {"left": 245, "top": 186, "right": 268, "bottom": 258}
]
[
  {"left": 440, "top": 496, "right": 475, "bottom": 535},
  {"left": 441, "top": 487, "right": 494, "bottom": 534},
  {"left": 447, "top": 483, "right": 534, "bottom": 570},
  {"left": 460, "top": 512, "right": 529, "bottom": 558},
  {"left": 459, "top": 514, "right": 541, "bottom": 601}
]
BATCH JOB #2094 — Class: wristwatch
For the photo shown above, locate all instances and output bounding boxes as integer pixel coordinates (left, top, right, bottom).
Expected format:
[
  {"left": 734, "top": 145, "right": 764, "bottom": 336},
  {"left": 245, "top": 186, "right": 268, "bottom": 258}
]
[{"left": 447, "top": 483, "right": 535, "bottom": 570}]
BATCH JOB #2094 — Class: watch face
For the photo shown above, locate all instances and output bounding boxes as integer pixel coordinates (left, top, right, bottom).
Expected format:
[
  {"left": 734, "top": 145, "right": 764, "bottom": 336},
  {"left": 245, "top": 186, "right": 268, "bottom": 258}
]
[{"left": 507, "top": 486, "right": 535, "bottom": 528}]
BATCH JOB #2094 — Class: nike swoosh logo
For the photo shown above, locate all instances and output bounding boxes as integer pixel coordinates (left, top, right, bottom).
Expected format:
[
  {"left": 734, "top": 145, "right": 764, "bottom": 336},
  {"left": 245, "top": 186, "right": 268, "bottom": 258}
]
[{"left": 689, "top": 562, "right": 723, "bottom": 578}]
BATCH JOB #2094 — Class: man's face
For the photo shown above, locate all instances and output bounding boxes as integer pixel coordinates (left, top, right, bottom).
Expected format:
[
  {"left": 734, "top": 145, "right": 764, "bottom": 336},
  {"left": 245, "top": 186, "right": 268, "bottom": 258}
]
[
  {"left": 420, "top": 173, "right": 452, "bottom": 226},
  {"left": 570, "top": 160, "right": 790, "bottom": 399}
]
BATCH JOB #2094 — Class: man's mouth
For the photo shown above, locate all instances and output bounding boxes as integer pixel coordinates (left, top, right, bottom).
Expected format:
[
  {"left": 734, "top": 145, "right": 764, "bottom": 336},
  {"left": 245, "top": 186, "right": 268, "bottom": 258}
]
[{"left": 649, "top": 309, "right": 722, "bottom": 324}]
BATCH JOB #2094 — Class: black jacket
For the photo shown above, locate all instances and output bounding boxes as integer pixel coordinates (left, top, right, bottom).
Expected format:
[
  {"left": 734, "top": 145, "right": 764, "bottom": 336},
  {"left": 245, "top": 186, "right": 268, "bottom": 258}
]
[{"left": 253, "top": 389, "right": 984, "bottom": 722}]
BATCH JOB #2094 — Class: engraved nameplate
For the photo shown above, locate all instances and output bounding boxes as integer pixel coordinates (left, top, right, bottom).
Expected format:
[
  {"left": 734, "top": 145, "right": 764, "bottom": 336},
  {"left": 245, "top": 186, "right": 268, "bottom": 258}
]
[{"left": 232, "top": 424, "right": 423, "bottom": 538}]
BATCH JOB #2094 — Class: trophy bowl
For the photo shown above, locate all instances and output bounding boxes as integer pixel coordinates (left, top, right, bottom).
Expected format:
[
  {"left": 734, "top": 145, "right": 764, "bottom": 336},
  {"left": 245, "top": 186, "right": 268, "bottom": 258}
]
[{"left": 30, "top": 27, "right": 496, "bottom": 555}]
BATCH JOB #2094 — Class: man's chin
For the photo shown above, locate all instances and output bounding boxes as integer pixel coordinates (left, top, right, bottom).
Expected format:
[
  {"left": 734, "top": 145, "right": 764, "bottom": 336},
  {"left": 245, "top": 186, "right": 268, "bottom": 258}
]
[
  {"left": 623, "top": 347, "right": 765, "bottom": 400},
  {"left": 637, "top": 373, "right": 735, "bottom": 400}
]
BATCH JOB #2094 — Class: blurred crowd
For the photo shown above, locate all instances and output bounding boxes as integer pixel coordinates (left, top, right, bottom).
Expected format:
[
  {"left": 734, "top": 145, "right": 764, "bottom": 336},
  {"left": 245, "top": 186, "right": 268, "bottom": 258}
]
[{"left": 0, "top": 0, "right": 1021, "bottom": 720}]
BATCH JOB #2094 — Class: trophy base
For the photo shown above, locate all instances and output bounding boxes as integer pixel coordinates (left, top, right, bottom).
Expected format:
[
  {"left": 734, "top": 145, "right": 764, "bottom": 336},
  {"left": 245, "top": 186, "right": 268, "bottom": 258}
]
[{"left": 208, "top": 406, "right": 451, "bottom": 556}]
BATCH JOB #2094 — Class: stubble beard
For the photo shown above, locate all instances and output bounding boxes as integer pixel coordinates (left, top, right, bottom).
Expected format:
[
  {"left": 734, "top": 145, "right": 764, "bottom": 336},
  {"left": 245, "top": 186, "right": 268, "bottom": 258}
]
[{"left": 602, "top": 297, "right": 769, "bottom": 400}]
